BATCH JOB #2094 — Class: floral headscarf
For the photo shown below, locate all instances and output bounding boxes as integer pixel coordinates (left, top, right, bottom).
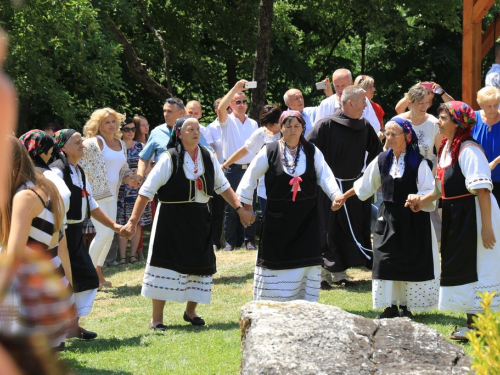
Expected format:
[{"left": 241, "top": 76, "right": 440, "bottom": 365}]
[
  {"left": 53, "top": 129, "right": 77, "bottom": 155},
  {"left": 279, "top": 110, "right": 306, "bottom": 135},
  {"left": 167, "top": 116, "right": 192, "bottom": 149},
  {"left": 19, "top": 130, "right": 54, "bottom": 158},
  {"left": 444, "top": 101, "right": 476, "bottom": 130}
]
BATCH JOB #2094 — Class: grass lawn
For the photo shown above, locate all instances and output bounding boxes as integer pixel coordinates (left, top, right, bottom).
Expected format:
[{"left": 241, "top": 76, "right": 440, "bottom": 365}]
[{"left": 60, "top": 247, "right": 472, "bottom": 374}]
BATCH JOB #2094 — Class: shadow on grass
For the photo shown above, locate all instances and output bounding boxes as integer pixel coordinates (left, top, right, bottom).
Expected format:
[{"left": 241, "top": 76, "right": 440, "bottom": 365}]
[
  {"left": 62, "top": 358, "right": 134, "bottom": 375},
  {"left": 99, "top": 284, "right": 143, "bottom": 299},
  {"left": 102, "top": 261, "right": 147, "bottom": 277},
  {"left": 65, "top": 335, "right": 146, "bottom": 354},
  {"left": 158, "top": 321, "right": 240, "bottom": 332},
  {"left": 213, "top": 272, "right": 254, "bottom": 285},
  {"left": 320, "top": 279, "right": 372, "bottom": 293}
]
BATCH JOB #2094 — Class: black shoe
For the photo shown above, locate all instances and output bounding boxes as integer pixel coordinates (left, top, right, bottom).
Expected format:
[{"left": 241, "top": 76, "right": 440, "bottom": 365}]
[
  {"left": 375, "top": 306, "right": 400, "bottom": 319},
  {"left": 149, "top": 323, "right": 167, "bottom": 331},
  {"left": 183, "top": 311, "right": 205, "bottom": 326},
  {"left": 320, "top": 281, "right": 333, "bottom": 290},
  {"left": 67, "top": 326, "right": 97, "bottom": 340},
  {"left": 333, "top": 279, "right": 355, "bottom": 287},
  {"left": 399, "top": 306, "right": 414, "bottom": 318}
]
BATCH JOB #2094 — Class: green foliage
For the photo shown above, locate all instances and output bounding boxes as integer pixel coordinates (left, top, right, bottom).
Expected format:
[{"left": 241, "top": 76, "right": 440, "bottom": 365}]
[{"left": 467, "top": 291, "right": 500, "bottom": 375}]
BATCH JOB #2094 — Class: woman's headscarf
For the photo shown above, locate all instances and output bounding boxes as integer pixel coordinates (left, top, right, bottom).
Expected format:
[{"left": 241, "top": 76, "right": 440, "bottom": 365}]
[
  {"left": 167, "top": 116, "right": 191, "bottom": 149},
  {"left": 19, "top": 130, "right": 55, "bottom": 171},
  {"left": 382, "top": 117, "right": 421, "bottom": 179},
  {"left": 53, "top": 129, "right": 77, "bottom": 155},
  {"left": 443, "top": 101, "right": 476, "bottom": 130},
  {"left": 279, "top": 110, "right": 304, "bottom": 126}
]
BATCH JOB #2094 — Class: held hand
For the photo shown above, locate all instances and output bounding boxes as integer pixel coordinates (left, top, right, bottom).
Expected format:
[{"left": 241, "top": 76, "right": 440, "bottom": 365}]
[
  {"left": 120, "top": 221, "right": 137, "bottom": 239},
  {"left": 112, "top": 223, "right": 123, "bottom": 234},
  {"left": 322, "top": 77, "right": 334, "bottom": 96},
  {"left": 431, "top": 82, "right": 442, "bottom": 91},
  {"left": 238, "top": 209, "right": 255, "bottom": 228},
  {"left": 234, "top": 79, "right": 249, "bottom": 91},
  {"left": 481, "top": 226, "right": 496, "bottom": 249},
  {"left": 405, "top": 194, "right": 422, "bottom": 212},
  {"left": 331, "top": 195, "right": 346, "bottom": 211}
]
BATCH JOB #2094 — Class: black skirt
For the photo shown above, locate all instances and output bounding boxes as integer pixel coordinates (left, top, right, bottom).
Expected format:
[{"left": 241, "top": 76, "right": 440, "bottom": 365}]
[
  {"left": 150, "top": 202, "right": 216, "bottom": 275},
  {"left": 65, "top": 223, "right": 99, "bottom": 293},
  {"left": 258, "top": 192, "right": 322, "bottom": 270},
  {"left": 372, "top": 202, "right": 434, "bottom": 282}
]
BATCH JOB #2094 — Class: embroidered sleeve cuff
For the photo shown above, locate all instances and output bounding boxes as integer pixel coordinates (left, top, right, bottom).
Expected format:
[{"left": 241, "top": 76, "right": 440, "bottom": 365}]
[
  {"left": 215, "top": 180, "right": 230, "bottom": 195},
  {"left": 467, "top": 176, "right": 492, "bottom": 193},
  {"left": 238, "top": 188, "right": 254, "bottom": 205}
]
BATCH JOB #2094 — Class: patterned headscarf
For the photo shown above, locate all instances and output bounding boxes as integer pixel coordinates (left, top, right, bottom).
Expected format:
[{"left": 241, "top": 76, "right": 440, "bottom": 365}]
[
  {"left": 382, "top": 117, "right": 421, "bottom": 178},
  {"left": 167, "top": 116, "right": 192, "bottom": 149},
  {"left": 443, "top": 101, "right": 476, "bottom": 130},
  {"left": 279, "top": 110, "right": 306, "bottom": 135},
  {"left": 19, "top": 130, "right": 55, "bottom": 157},
  {"left": 53, "top": 129, "right": 77, "bottom": 155}
]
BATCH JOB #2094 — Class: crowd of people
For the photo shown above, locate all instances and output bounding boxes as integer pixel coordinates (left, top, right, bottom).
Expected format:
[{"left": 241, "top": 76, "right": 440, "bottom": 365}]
[{"left": 2, "top": 59, "right": 500, "bottom": 371}]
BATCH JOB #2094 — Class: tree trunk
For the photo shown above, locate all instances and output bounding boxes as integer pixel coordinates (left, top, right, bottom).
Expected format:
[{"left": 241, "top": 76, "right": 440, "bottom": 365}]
[
  {"left": 17, "top": 96, "right": 31, "bottom": 135},
  {"left": 105, "top": 16, "right": 171, "bottom": 103},
  {"left": 248, "top": 0, "right": 274, "bottom": 123},
  {"left": 361, "top": 31, "right": 366, "bottom": 74}
]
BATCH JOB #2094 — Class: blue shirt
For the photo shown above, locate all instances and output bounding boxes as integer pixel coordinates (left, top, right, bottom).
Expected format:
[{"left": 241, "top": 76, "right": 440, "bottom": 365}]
[
  {"left": 301, "top": 106, "right": 318, "bottom": 137},
  {"left": 139, "top": 123, "right": 214, "bottom": 161},
  {"left": 472, "top": 110, "right": 500, "bottom": 182}
]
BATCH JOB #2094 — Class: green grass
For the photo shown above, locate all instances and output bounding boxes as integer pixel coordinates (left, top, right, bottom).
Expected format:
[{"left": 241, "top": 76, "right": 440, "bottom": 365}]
[{"left": 60, "top": 249, "right": 472, "bottom": 374}]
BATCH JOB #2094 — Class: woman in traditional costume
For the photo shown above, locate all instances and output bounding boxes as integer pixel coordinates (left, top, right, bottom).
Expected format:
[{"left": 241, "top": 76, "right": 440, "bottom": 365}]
[
  {"left": 337, "top": 118, "right": 439, "bottom": 319},
  {"left": 236, "top": 110, "right": 341, "bottom": 302},
  {"left": 120, "top": 117, "right": 255, "bottom": 330},
  {"left": 406, "top": 101, "right": 500, "bottom": 340}
]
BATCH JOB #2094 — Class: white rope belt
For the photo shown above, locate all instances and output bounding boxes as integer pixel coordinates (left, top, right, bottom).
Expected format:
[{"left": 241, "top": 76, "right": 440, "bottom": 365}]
[{"left": 336, "top": 177, "right": 373, "bottom": 260}]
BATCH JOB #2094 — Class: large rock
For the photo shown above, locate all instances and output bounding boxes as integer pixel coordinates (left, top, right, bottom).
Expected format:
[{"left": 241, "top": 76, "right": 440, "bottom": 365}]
[{"left": 239, "top": 301, "right": 472, "bottom": 375}]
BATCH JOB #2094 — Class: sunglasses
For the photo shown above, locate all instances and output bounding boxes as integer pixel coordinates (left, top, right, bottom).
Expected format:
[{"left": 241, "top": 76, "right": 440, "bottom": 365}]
[
  {"left": 234, "top": 100, "right": 248, "bottom": 105},
  {"left": 121, "top": 127, "right": 136, "bottom": 133},
  {"left": 164, "top": 98, "right": 185, "bottom": 109}
]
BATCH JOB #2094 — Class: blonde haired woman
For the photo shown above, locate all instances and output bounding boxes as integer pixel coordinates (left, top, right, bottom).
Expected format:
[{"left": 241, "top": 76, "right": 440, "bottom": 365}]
[
  {"left": 473, "top": 86, "right": 500, "bottom": 206},
  {"left": 354, "top": 75, "right": 385, "bottom": 132},
  {"left": 79, "top": 108, "right": 139, "bottom": 288}
]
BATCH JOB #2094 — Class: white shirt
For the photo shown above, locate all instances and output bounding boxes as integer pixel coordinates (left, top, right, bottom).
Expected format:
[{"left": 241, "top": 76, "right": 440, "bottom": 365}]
[
  {"left": 314, "top": 95, "right": 381, "bottom": 133},
  {"left": 437, "top": 142, "right": 493, "bottom": 194},
  {"left": 301, "top": 106, "right": 318, "bottom": 138},
  {"left": 199, "top": 125, "right": 213, "bottom": 145},
  {"left": 353, "top": 152, "right": 436, "bottom": 212},
  {"left": 139, "top": 147, "right": 230, "bottom": 202},
  {"left": 236, "top": 142, "right": 341, "bottom": 204},
  {"left": 207, "top": 120, "right": 223, "bottom": 164},
  {"left": 220, "top": 113, "right": 258, "bottom": 164},
  {"left": 244, "top": 127, "right": 281, "bottom": 199},
  {"left": 52, "top": 165, "right": 99, "bottom": 224},
  {"left": 43, "top": 170, "right": 71, "bottom": 224},
  {"left": 485, "top": 63, "right": 500, "bottom": 89},
  {"left": 397, "top": 114, "right": 439, "bottom": 164}
]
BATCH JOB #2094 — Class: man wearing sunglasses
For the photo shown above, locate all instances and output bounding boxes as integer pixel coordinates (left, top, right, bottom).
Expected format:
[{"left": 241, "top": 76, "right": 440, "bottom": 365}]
[
  {"left": 136, "top": 97, "right": 212, "bottom": 183},
  {"left": 217, "top": 80, "right": 258, "bottom": 251}
]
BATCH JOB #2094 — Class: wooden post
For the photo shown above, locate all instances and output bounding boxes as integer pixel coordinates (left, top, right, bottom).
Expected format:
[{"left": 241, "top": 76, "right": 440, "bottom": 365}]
[{"left": 463, "top": 0, "right": 495, "bottom": 109}]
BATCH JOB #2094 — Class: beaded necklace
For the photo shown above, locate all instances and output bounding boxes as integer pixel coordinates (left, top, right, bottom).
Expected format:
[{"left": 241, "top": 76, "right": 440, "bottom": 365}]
[{"left": 281, "top": 139, "right": 301, "bottom": 174}]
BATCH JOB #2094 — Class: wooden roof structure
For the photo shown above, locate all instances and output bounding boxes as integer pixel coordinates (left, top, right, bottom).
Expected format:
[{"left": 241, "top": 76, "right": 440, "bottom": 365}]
[{"left": 463, "top": 0, "right": 498, "bottom": 108}]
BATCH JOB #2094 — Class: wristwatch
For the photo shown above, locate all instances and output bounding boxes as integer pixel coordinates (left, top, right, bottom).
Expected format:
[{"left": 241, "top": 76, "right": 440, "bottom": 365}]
[{"left": 236, "top": 204, "right": 244, "bottom": 212}]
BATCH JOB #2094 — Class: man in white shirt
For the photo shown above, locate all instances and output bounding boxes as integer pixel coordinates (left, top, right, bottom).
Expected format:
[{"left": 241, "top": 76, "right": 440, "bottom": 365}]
[
  {"left": 485, "top": 44, "right": 500, "bottom": 90},
  {"left": 218, "top": 80, "right": 258, "bottom": 251},
  {"left": 314, "top": 68, "right": 381, "bottom": 134},
  {"left": 284, "top": 85, "right": 333, "bottom": 137}
]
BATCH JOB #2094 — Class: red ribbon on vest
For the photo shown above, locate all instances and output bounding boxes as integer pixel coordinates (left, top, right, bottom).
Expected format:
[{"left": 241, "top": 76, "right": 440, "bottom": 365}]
[{"left": 289, "top": 176, "right": 302, "bottom": 202}]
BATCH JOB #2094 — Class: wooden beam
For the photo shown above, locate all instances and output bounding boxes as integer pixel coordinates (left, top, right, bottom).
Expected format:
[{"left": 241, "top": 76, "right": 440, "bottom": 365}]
[
  {"left": 481, "top": 12, "right": 500, "bottom": 59},
  {"left": 463, "top": 0, "right": 484, "bottom": 109},
  {"left": 473, "top": 0, "right": 496, "bottom": 23}
]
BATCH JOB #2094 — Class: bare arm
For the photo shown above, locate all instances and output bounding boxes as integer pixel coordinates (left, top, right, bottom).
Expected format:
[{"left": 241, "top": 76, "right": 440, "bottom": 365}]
[
  {"left": 58, "top": 233, "right": 73, "bottom": 286},
  {"left": 395, "top": 96, "right": 409, "bottom": 114},
  {"left": 90, "top": 207, "right": 122, "bottom": 233},
  {"left": 220, "top": 188, "right": 255, "bottom": 227},
  {"left": 222, "top": 146, "right": 250, "bottom": 170},
  {"left": 218, "top": 80, "right": 248, "bottom": 123},
  {"left": 405, "top": 186, "right": 442, "bottom": 212},
  {"left": 331, "top": 187, "right": 356, "bottom": 211},
  {"left": 136, "top": 158, "right": 149, "bottom": 183},
  {"left": 489, "top": 155, "right": 500, "bottom": 171},
  {"left": 477, "top": 188, "right": 496, "bottom": 249}
]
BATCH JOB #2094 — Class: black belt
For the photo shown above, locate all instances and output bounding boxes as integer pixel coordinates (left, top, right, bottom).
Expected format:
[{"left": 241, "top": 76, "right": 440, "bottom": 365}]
[{"left": 228, "top": 163, "right": 249, "bottom": 170}]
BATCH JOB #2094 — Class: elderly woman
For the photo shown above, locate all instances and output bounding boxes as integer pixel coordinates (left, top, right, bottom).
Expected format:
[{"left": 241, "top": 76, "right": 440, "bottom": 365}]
[
  {"left": 336, "top": 118, "right": 439, "bottom": 319},
  {"left": 50, "top": 129, "right": 123, "bottom": 339},
  {"left": 473, "top": 86, "right": 500, "bottom": 206},
  {"left": 406, "top": 101, "right": 500, "bottom": 340},
  {"left": 236, "top": 111, "right": 341, "bottom": 302},
  {"left": 121, "top": 117, "right": 254, "bottom": 329},
  {"left": 222, "top": 104, "right": 282, "bottom": 216},
  {"left": 79, "top": 108, "right": 139, "bottom": 288}
]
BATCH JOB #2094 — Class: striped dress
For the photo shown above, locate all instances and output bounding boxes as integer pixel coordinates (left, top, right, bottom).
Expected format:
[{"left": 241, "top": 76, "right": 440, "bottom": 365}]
[{"left": 9, "top": 184, "right": 75, "bottom": 350}]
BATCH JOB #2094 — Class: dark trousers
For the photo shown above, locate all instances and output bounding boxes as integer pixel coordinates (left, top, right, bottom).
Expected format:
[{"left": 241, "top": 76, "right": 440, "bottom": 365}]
[
  {"left": 210, "top": 193, "right": 225, "bottom": 249},
  {"left": 493, "top": 182, "right": 500, "bottom": 209},
  {"left": 224, "top": 165, "right": 256, "bottom": 247}
]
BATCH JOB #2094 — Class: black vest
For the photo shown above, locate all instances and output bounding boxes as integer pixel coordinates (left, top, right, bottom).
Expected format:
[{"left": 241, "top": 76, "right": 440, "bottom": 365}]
[
  {"left": 378, "top": 151, "right": 427, "bottom": 204},
  {"left": 157, "top": 146, "right": 215, "bottom": 203},
  {"left": 50, "top": 159, "right": 90, "bottom": 221},
  {"left": 265, "top": 141, "right": 316, "bottom": 201},
  {"left": 441, "top": 140, "right": 482, "bottom": 199}
]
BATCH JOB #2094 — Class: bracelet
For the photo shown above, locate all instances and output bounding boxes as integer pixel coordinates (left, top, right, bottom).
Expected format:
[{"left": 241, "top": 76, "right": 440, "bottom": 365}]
[{"left": 235, "top": 204, "right": 244, "bottom": 212}]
